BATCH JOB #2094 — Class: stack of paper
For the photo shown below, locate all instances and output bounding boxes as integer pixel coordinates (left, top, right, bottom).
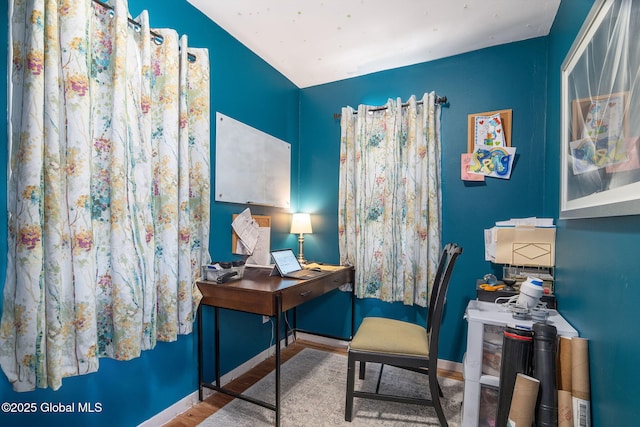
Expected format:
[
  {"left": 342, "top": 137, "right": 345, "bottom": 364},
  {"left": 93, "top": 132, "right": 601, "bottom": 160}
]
[
  {"left": 494, "top": 217, "right": 555, "bottom": 227},
  {"left": 232, "top": 208, "right": 260, "bottom": 254},
  {"left": 485, "top": 218, "right": 556, "bottom": 267}
]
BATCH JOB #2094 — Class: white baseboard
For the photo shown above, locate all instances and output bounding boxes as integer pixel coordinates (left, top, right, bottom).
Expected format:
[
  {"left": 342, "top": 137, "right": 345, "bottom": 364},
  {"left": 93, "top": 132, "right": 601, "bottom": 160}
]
[
  {"left": 295, "top": 331, "right": 349, "bottom": 348},
  {"left": 140, "top": 338, "right": 288, "bottom": 427},
  {"left": 297, "top": 332, "right": 462, "bottom": 374},
  {"left": 138, "top": 391, "right": 201, "bottom": 427},
  {"left": 140, "top": 332, "right": 462, "bottom": 426},
  {"left": 438, "top": 359, "right": 463, "bottom": 374}
]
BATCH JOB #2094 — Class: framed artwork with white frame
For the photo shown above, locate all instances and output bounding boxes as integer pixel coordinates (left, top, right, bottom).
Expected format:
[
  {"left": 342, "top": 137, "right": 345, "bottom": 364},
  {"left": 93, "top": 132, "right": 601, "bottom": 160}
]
[{"left": 560, "top": 0, "right": 640, "bottom": 219}]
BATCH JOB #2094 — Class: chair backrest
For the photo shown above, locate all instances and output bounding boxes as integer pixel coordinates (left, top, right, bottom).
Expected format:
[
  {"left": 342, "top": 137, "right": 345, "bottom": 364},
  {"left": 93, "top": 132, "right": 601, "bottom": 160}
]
[
  {"left": 426, "top": 243, "right": 463, "bottom": 365},
  {"left": 426, "top": 243, "right": 455, "bottom": 332}
]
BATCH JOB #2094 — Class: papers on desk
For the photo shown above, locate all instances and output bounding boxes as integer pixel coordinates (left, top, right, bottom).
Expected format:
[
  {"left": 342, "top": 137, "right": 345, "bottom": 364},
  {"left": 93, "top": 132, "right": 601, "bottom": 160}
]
[
  {"left": 232, "top": 208, "right": 271, "bottom": 265},
  {"left": 485, "top": 217, "right": 556, "bottom": 267},
  {"left": 245, "top": 263, "right": 275, "bottom": 269},
  {"left": 232, "top": 208, "right": 259, "bottom": 253},
  {"left": 304, "top": 262, "right": 345, "bottom": 272},
  {"left": 494, "top": 217, "right": 555, "bottom": 227}
]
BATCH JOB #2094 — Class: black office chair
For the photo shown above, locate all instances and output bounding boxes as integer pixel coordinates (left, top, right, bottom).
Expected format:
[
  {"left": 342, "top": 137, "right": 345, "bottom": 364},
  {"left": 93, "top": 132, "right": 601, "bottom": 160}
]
[{"left": 344, "top": 243, "right": 463, "bottom": 426}]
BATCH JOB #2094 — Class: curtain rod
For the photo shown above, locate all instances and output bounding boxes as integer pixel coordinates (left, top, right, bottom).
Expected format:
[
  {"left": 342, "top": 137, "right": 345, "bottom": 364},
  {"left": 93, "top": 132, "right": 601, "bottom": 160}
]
[
  {"left": 92, "top": 0, "right": 197, "bottom": 63},
  {"left": 332, "top": 95, "right": 447, "bottom": 120}
]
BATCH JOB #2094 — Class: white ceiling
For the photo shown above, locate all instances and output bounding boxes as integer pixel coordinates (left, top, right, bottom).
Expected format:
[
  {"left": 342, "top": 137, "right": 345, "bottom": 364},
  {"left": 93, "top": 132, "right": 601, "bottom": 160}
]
[{"left": 187, "top": 0, "right": 561, "bottom": 88}]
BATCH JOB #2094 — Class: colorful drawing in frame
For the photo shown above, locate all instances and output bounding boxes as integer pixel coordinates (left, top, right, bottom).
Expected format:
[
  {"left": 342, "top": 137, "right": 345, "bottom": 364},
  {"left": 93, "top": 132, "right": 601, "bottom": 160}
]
[
  {"left": 581, "top": 94, "right": 625, "bottom": 141},
  {"left": 468, "top": 145, "right": 516, "bottom": 179},
  {"left": 560, "top": 0, "right": 640, "bottom": 219},
  {"left": 569, "top": 136, "right": 628, "bottom": 175},
  {"left": 606, "top": 137, "right": 640, "bottom": 173}
]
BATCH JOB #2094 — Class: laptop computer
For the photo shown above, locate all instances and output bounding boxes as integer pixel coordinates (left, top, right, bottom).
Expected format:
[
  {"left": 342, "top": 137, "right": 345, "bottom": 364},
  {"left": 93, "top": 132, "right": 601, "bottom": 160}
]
[{"left": 271, "top": 248, "right": 327, "bottom": 280}]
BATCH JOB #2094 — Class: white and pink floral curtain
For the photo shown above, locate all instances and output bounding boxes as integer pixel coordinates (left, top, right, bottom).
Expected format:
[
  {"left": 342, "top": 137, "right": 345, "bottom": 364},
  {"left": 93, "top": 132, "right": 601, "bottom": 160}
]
[
  {"left": 1, "top": 0, "right": 210, "bottom": 391},
  {"left": 338, "top": 93, "right": 441, "bottom": 307}
]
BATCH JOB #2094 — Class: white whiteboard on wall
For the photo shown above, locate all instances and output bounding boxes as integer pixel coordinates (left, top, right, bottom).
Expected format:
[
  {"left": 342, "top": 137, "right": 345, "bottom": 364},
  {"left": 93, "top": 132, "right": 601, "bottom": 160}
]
[{"left": 215, "top": 112, "right": 291, "bottom": 208}]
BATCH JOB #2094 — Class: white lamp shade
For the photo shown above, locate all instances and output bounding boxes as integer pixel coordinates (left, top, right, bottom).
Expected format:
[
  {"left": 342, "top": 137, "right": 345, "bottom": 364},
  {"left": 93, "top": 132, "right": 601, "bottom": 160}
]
[{"left": 290, "top": 213, "right": 312, "bottom": 234}]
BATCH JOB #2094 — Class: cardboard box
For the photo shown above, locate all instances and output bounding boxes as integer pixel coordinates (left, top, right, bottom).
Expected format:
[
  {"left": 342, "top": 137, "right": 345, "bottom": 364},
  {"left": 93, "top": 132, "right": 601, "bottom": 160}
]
[{"left": 493, "top": 226, "right": 556, "bottom": 267}]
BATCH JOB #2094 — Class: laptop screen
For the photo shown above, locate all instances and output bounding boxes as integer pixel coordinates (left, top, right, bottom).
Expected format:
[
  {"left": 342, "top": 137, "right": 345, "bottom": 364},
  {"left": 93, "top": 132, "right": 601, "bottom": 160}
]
[{"left": 271, "top": 249, "right": 302, "bottom": 275}]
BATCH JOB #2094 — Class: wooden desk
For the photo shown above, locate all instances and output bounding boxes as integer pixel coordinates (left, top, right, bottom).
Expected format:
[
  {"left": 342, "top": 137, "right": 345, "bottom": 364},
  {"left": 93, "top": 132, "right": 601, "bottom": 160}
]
[{"left": 196, "top": 265, "right": 355, "bottom": 426}]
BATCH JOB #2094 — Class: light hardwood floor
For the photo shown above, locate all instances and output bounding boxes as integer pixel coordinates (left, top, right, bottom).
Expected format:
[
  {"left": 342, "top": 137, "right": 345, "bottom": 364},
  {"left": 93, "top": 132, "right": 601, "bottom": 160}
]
[{"left": 163, "top": 338, "right": 462, "bottom": 427}]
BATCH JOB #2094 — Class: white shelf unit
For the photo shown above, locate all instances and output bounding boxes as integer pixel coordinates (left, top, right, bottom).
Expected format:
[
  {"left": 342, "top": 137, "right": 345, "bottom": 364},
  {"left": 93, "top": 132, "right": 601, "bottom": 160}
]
[{"left": 462, "top": 300, "right": 578, "bottom": 427}]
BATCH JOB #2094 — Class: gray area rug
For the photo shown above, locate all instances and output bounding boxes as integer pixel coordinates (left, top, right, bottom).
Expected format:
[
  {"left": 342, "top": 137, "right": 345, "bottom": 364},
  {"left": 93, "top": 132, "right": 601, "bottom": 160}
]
[{"left": 199, "top": 348, "right": 463, "bottom": 426}]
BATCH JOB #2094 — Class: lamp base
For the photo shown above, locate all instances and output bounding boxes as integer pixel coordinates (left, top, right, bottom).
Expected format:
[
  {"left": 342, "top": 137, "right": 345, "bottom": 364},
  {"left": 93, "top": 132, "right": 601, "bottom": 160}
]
[{"left": 297, "top": 234, "right": 307, "bottom": 264}]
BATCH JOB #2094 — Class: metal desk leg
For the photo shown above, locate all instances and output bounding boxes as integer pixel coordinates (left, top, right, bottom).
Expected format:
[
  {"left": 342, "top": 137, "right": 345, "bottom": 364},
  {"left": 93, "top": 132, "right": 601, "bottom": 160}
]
[
  {"left": 292, "top": 307, "right": 297, "bottom": 342},
  {"left": 197, "top": 303, "right": 203, "bottom": 401},
  {"left": 351, "top": 282, "right": 356, "bottom": 339},
  {"left": 215, "top": 306, "right": 221, "bottom": 386},
  {"left": 284, "top": 309, "right": 290, "bottom": 346},
  {"left": 275, "top": 295, "right": 281, "bottom": 427}
]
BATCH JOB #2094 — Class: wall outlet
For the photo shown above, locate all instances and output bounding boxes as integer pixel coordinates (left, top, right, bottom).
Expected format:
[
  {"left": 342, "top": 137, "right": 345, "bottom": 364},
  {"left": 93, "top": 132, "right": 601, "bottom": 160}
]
[{"left": 262, "top": 315, "right": 270, "bottom": 324}]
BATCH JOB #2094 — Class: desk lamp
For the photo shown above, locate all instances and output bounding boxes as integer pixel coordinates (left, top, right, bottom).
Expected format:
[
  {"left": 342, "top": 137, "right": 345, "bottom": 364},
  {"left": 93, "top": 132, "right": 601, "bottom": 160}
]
[{"left": 290, "top": 213, "right": 312, "bottom": 264}]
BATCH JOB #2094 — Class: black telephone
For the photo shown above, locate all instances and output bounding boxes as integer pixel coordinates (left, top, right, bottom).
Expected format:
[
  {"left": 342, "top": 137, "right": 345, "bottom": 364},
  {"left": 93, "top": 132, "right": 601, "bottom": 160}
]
[{"left": 216, "top": 271, "right": 238, "bottom": 284}]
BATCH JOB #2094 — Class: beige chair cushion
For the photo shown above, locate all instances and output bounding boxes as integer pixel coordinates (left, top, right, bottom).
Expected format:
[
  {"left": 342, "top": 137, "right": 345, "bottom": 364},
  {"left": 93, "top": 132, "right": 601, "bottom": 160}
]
[{"left": 350, "top": 317, "right": 429, "bottom": 357}]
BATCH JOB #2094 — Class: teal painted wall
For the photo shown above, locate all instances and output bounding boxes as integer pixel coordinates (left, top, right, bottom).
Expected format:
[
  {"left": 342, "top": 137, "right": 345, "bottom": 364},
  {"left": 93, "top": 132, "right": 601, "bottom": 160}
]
[
  {"left": 545, "top": 1, "right": 640, "bottom": 425},
  {"left": 2, "top": 0, "right": 638, "bottom": 426},
  {"left": 297, "top": 37, "right": 550, "bottom": 361},
  {"left": 0, "top": 1, "right": 300, "bottom": 426}
]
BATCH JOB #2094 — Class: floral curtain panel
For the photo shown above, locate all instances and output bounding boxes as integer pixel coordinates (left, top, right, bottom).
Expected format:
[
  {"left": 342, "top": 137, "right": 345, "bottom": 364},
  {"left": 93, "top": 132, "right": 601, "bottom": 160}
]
[
  {"left": 1, "top": 0, "right": 210, "bottom": 391},
  {"left": 338, "top": 93, "right": 441, "bottom": 306}
]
